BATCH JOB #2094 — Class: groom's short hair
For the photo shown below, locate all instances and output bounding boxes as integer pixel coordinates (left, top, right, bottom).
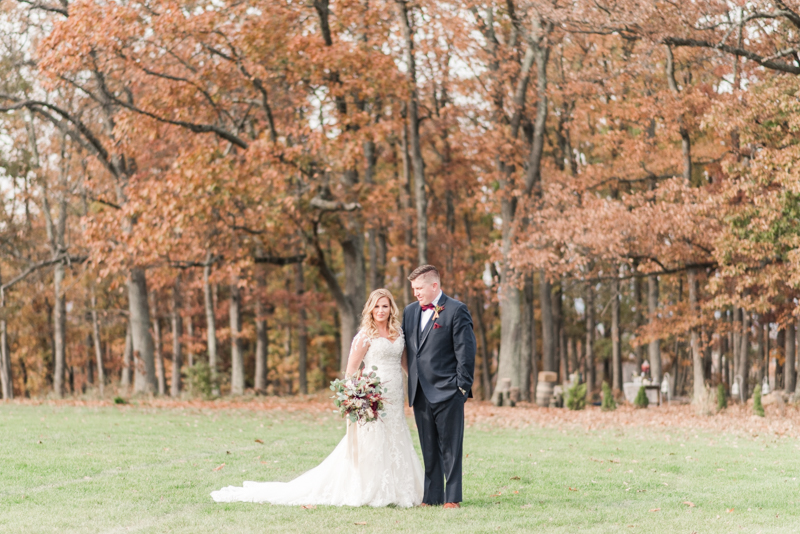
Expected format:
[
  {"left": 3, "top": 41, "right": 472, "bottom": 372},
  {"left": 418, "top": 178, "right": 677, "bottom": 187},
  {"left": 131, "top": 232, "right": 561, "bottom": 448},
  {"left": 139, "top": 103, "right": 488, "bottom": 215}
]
[{"left": 408, "top": 264, "right": 440, "bottom": 284}]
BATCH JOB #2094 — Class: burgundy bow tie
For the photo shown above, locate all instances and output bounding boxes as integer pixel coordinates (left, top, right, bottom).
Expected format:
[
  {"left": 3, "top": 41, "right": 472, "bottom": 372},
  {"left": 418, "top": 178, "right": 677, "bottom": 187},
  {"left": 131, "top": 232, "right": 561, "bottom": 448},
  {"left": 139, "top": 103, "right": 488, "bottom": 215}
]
[{"left": 420, "top": 303, "right": 435, "bottom": 311}]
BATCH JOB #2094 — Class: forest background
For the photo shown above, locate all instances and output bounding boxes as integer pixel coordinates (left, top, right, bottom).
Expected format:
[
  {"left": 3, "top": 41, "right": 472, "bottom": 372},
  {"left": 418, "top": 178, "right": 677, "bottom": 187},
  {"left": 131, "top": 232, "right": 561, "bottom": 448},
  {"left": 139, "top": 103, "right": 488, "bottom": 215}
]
[{"left": 2, "top": 0, "right": 800, "bottom": 409}]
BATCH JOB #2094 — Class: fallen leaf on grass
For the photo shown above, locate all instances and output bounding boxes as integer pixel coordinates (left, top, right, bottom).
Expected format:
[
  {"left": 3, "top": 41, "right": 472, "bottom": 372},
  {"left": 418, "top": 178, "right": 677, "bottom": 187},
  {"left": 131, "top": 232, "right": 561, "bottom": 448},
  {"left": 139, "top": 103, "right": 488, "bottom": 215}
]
[
  {"left": 568, "top": 487, "right": 578, "bottom": 492},
  {"left": 726, "top": 508, "right": 734, "bottom": 513},
  {"left": 513, "top": 491, "right": 519, "bottom": 494},
  {"left": 213, "top": 463, "right": 225, "bottom": 471},
  {"left": 490, "top": 493, "right": 502, "bottom": 497},
  {"left": 682, "top": 501, "right": 696, "bottom": 507},
  {"left": 301, "top": 505, "right": 316, "bottom": 510},
  {"left": 649, "top": 508, "right": 661, "bottom": 512},
  {"left": 510, "top": 476, "right": 520, "bottom": 480},
  {"left": 354, "top": 522, "right": 367, "bottom": 525},
  {"left": 255, "top": 439, "right": 264, "bottom": 444}
]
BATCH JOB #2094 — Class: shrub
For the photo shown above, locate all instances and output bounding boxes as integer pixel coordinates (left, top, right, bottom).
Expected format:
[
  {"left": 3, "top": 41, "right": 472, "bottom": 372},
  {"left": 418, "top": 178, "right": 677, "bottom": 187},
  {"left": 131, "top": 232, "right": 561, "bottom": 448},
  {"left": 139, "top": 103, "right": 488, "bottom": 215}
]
[
  {"left": 601, "top": 381, "right": 616, "bottom": 411},
  {"left": 566, "top": 382, "right": 587, "bottom": 411},
  {"left": 113, "top": 396, "right": 126, "bottom": 405},
  {"left": 717, "top": 383, "right": 727, "bottom": 411},
  {"left": 185, "top": 362, "right": 214, "bottom": 399},
  {"left": 753, "top": 384, "right": 765, "bottom": 417},
  {"left": 634, "top": 386, "right": 649, "bottom": 409}
]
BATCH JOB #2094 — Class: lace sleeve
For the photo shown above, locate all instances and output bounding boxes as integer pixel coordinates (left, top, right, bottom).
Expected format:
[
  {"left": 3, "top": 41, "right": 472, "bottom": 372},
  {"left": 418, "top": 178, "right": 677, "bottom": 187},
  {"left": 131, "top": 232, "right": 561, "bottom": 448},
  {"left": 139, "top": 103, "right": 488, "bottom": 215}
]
[{"left": 351, "top": 331, "right": 371, "bottom": 351}]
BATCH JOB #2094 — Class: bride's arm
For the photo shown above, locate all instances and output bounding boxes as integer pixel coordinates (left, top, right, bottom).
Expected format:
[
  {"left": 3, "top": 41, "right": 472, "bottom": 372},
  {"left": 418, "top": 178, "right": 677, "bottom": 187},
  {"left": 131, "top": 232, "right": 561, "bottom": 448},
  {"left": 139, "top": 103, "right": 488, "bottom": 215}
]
[
  {"left": 401, "top": 348, "right": 408, "bottom": 376},
  {"left": 344, "top": 333, "right": 370, "bottom": 377}
]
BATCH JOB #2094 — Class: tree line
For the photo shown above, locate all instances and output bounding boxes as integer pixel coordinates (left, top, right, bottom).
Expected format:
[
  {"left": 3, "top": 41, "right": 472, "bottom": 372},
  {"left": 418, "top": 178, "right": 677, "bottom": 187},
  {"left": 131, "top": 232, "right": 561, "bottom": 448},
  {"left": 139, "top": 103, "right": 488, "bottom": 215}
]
[{"left": 1, "top": 0, "right": 799, "bottom": 407}]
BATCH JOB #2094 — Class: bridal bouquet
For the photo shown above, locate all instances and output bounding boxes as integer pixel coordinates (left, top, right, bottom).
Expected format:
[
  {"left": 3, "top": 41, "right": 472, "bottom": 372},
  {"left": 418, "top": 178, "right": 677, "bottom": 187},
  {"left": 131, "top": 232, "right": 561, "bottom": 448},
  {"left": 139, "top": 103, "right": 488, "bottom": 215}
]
[{"left": 330, "top": 367, "right": 386, "bottom": 425}]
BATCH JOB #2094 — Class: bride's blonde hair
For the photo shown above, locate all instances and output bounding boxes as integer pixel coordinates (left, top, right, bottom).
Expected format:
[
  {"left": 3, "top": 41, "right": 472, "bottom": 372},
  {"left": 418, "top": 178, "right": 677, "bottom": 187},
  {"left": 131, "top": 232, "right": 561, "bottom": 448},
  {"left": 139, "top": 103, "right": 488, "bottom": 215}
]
[{"left": 359, "top": 289, "right": 402, "bottom": 341}]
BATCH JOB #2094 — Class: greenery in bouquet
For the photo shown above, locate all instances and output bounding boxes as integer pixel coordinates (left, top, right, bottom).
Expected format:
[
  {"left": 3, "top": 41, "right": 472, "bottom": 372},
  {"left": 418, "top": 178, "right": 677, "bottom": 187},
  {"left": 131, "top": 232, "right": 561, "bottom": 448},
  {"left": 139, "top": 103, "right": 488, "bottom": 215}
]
[{"left": 330, "top": 366, "right": 387, "bottom": 424}]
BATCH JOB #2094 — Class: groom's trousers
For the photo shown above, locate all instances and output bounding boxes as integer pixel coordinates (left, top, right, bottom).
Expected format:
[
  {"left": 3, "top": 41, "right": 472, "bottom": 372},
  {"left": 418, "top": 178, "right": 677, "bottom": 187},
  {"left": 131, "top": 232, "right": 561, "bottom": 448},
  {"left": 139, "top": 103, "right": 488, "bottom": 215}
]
[{"left": 412, "top": 384, "right": 465, "bottom": 505}]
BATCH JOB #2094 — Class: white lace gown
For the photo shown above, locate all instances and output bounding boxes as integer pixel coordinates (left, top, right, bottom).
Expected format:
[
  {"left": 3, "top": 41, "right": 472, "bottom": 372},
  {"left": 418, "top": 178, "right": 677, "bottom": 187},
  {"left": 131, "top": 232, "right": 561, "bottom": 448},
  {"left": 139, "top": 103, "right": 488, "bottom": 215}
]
[{"left": 210, "top": 333, "right": 424, "bottom": 507}]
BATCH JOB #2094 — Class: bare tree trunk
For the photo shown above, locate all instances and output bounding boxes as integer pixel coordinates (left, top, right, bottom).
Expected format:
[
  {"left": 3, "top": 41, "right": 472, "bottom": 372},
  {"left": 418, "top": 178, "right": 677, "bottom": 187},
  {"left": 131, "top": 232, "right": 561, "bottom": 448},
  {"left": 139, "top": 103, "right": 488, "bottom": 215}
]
[
  {"left": 90, "top": 286, "right": 105, "bottom": 396},
  {"left": 185, "top": 315, "right": 195, "bottom": 369},
  {"left": 296, "top": 263, "right": 308, "bottom": 394},
  {"left": 491, "top": 195, "right": 522, "bottom": 405},
  {"left": 465, "top": 213, "right": 492, "bottom": 400},
  {"left": 520, "top": 274, "right": 534, "bottom": 402},
  {"left": 611, "top": 276, "right": 622, "bottom": 392},
  {"left": 633, "top": 275, "right": 644, "bottom": 371},
  {"left": 585, "top": 285, "right": 595, "bottom": 398},
  {"left": 254, "top": 265, "right": 269, "bottom": 394},
  {"left": 739, "top": 310, "right": 750, "bottom": 399},
  {"left": 732, "top": 307, "right": 741, "bottom": 382},
  {"left": 473, "top": 292, "right": 492, "bottom": 401},
  {"left": 121, "top": 320, "right": 132, "bottom": 388},
  {"left": 170, "top": 276, "right": 182, "bottom": 397},
  {"left": 688, "top": 269, "right": 705, "bottom": 406},
  {"left": 540, "top": 272, "right": 555, "bottom": 372},
  {"left": 552, "top": 281, "right": 563, "bottom": 381},
  {"left": 203, "top": 260, "right": 219, "bottom": 395},
  {"left": 758, "top": 315, "right": 769, "bottom": 384},
  {"left": 795, "top": 316, "right": 800, "bottom": 398},
  {"left": 129, "top": 268, "right": 157, "bottom": 394},
  {"left": 787, "top": 320, "right": 797, "bottom": 395},
  {"left": 0, "top": 281, "right": 12, "bottom": 400},
  {"left": 230, "top": 275, "right": 244, "bottom": 395},
  {"left": 151, "top": 293, "right": 166, "bottom": 396},
  {"left": 400, "top": 130, "right": 414, "bottom": 307},
  {"left": 568, "top": 337, "right": 577, "bottom": 379},
  {"left": 559, "top": 326, "right": 567, "bottom": 387},
  {"left": 492, "top": 275, "right": 521, "bottom": 405},
  {"left": 647, "top": 275, "right": 662, "bottom": 384},
  {"left": 396, "top": 0, "right": 428, "bottom": 264},
  {"left": 53, "top": 261, "right": 66, "bottom": 398}
]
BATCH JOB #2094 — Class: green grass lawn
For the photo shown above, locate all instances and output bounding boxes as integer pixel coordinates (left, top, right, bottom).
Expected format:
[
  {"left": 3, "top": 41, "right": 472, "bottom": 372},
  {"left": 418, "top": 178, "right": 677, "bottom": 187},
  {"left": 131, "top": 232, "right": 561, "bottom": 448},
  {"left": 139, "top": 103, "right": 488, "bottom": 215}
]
[{"left": 1, "top": 401, "right": 798, "bottom": 533}]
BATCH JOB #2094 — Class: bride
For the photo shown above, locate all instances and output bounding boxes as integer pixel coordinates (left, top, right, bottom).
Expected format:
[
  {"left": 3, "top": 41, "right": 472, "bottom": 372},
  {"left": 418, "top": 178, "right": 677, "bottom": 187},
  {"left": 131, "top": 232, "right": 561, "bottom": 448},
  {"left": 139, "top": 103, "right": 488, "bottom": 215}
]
[{"left": 211, "top": 288, "right": 424, "bottom": 507}]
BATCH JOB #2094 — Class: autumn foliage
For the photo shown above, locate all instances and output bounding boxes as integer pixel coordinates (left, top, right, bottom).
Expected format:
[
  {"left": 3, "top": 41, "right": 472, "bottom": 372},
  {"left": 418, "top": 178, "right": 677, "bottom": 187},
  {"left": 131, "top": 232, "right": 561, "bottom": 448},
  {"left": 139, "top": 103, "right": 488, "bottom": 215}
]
[{"left": 2, "top": 0, "right": 800, "bottom": 408}]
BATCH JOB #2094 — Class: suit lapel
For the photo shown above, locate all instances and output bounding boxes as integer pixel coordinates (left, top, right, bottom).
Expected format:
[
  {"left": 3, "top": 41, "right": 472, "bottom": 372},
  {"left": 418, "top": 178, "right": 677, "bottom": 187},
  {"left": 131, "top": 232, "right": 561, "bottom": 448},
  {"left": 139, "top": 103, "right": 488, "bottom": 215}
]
[
  {"left": 412, "top": 303, "right": 422, "bottom": 352},
  {"left": 418, "top": 294, "right": 447, "bottom": 352}
]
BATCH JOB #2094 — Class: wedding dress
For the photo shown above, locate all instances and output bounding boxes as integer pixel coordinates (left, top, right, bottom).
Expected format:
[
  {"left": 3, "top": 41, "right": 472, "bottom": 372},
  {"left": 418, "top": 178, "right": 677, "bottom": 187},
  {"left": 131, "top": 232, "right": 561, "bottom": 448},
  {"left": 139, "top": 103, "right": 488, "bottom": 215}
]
[{"left": 211, "top": 332, "right": 424, "bottom": 507}]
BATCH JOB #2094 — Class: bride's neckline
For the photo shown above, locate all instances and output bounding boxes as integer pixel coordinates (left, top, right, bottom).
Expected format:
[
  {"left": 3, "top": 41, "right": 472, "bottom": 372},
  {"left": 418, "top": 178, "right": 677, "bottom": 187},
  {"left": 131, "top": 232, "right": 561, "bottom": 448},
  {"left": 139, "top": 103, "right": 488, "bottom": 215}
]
[{"left": 376, "top": 335, "right": 401, "bottom": 343}]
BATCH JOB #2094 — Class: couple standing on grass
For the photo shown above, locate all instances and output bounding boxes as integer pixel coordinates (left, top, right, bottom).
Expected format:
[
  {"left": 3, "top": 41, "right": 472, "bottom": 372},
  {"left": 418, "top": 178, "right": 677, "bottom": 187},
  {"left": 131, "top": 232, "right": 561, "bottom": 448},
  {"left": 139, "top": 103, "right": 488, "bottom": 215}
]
[{"left": 211, "top": 264, "right": 477, "bottom": 509}]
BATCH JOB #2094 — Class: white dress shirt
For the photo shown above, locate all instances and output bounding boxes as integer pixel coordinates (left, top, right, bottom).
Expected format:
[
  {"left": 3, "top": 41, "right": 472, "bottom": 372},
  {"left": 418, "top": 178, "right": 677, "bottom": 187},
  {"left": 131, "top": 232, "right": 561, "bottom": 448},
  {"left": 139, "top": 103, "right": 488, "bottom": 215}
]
[{"left": 420, "top": 291, "right": 443, "bottom": 330}]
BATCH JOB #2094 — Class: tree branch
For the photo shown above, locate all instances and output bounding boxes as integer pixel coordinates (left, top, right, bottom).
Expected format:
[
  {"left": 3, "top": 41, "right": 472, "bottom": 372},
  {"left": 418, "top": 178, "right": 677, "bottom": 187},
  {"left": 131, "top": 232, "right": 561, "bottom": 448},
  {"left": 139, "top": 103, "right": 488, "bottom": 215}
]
[
  {"left": 662, "top": 37, "right": 800, "bottom": 74},
  {"left": 309, "top": 197, "right": 361, "bottom": 212}
]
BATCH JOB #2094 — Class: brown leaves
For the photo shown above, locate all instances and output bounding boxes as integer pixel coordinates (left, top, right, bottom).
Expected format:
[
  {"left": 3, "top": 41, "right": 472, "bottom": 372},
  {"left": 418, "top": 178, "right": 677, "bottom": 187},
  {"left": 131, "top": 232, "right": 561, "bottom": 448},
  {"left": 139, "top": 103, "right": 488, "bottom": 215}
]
[
  {"left": 682, "top": 501, "right": 695, "bottom": 507},
  {"left": 255, "top": 439, "right": 264, "bottom": 444},
  {"left": 648, "top": 508, "right": 661, "bottom": 512},
  {"left": 213, "top": 463, "right": 225, "bottom": 471}
]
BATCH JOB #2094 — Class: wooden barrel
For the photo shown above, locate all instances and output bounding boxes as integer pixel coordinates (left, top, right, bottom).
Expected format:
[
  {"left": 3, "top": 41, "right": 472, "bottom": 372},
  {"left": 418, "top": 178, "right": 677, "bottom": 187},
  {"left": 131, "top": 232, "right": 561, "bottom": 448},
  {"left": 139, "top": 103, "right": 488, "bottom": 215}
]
[
  {"left": 536, "top": 382, "right": 554, "bottom": 407},
  {"left": 538, "top": 371, "right": 558, "bottom": 383}
]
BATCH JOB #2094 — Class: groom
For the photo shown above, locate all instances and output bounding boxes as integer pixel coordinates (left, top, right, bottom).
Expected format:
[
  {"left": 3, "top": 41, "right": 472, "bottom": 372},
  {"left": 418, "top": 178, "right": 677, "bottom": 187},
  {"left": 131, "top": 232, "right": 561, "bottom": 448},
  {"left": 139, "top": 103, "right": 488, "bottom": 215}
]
[{"left": 403, "top": 265, "right": 476, "bottom": 508}]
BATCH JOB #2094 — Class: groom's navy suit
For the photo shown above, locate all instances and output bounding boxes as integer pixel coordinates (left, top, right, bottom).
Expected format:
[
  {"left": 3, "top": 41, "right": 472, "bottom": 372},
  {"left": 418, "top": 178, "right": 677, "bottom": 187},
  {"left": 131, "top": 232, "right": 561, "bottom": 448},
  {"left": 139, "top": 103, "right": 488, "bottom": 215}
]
[{"left": 403, "top": 293, "right": 476, "bottom": 504}]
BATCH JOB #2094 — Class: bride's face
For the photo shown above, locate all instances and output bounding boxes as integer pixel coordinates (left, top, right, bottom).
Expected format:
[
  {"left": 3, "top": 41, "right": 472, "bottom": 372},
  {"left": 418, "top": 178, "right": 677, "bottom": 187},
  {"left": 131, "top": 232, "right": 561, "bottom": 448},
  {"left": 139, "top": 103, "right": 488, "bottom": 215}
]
[{"left": 372, "top": 297, "right": 391, "bottom": 325}]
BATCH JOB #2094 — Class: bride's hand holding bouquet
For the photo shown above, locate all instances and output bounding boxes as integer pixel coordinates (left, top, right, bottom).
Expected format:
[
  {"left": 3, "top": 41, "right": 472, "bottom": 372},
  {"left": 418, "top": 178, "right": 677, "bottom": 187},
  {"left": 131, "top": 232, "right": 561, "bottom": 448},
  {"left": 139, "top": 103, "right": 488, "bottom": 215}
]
[{"left": 330, "top": 366, "right": 386, "bottom": 425}]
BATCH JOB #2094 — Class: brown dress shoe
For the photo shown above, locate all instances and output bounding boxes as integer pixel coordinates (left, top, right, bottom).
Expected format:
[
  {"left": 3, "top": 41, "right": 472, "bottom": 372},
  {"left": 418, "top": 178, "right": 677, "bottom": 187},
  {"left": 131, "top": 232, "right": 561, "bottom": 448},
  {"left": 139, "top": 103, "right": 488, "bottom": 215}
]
[{"left": 443, "top": 503, "right": 461, "bottom": 509}]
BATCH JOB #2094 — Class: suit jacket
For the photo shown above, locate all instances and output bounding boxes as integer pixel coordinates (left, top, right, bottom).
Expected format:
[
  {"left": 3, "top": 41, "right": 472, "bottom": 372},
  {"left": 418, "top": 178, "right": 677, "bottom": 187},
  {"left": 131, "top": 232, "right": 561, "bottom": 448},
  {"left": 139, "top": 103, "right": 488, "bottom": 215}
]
[{"left": 403, "top": 293, "right": 476, "bottom": 406}]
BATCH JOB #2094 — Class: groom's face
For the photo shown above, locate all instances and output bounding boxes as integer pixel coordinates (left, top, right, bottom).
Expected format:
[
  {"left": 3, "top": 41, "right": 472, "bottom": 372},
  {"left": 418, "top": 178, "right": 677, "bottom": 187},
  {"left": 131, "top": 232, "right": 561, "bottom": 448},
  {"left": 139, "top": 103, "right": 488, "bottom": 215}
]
[{"left": 411, "top": 275, "right": 439, "bottom": 306}]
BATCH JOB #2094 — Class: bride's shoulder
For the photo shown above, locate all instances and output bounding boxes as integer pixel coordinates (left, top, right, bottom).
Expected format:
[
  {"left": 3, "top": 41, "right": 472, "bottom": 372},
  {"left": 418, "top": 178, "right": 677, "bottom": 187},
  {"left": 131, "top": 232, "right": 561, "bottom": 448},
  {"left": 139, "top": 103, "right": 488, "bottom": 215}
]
[{"left": 352, "top": 330, "right": 373, "bottom": 349}]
